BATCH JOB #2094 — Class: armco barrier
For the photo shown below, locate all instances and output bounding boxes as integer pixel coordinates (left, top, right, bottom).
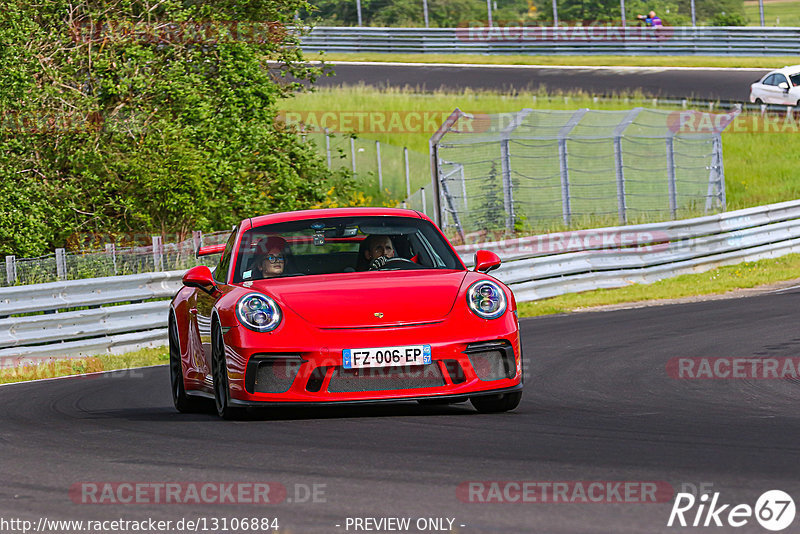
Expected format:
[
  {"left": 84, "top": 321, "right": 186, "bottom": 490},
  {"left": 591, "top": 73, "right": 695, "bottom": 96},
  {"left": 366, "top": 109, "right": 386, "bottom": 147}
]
[
  {"left": 5, "top": 200, "right": 800, "bottom": 362},
  {"left": 0, "top": 271, "right": 184, "bottom": 362},
  {"left": 301, "top": 26, "right": 800, "bottom": 56},
  {"left": 455, "top": 199, "right": 800, "bottom": 301}
]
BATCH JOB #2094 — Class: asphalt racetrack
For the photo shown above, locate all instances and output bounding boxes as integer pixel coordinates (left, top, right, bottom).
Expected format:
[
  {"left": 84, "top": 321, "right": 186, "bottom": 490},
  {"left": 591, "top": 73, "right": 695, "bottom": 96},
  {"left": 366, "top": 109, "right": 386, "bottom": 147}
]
[
  {"left": 319, "top": 62, "right": 770, "bottom": 102},
  {"left": 3, "top": 290, "right": 800, "bottom": 533}
]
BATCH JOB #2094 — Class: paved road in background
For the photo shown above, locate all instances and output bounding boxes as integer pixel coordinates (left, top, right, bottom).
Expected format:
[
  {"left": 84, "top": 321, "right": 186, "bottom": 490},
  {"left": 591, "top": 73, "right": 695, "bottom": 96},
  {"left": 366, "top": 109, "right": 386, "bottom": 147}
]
[
  {"left": 318, "top": 61, "right": 770, "bottom": 101},
  {"left": 3, "top": 290, "right": 800, "bottom": 532}
]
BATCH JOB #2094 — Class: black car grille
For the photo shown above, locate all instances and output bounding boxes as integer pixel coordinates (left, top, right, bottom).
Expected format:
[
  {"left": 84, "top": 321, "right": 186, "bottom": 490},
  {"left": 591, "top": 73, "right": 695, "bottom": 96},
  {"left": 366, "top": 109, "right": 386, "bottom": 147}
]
[
  {"left": 247, "top": 355, "right": 303, "bottom": 394},
  {"left": 327, "top": 364, "right": 445, "bottom": 393},
  {"left": 465, "top": 341, "right": 516, "bottom": 382}
]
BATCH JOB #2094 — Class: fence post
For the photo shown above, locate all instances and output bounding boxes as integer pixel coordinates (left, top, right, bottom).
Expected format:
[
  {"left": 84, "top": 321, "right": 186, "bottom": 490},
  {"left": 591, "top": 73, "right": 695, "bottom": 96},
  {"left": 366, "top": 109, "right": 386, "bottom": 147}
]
[
  {"left": 404, "top": 147, "right": 411, "bottom": 199},
  {"left": 706, "top": 134, "right": 726, "bottom": 212},
  {"left": 612, "top": 108, "right": 642, "bottom": 225},
  {"left": 666, "top": 136, "right": 678, "bottom": 219},
  {"left": 55, "top": 248, "right": 67, "bottom": 280},
  {"left": 325, "top": 128, "right": 332, "bottom": 169},
  {"left": 5, "top": 255, "right": 16, "bottom": 285},
  {"left": 376, "top": 140, "right": 383, "bottom": 191},
  {"left": 152, "top": 235, "right": 164, "bottom": 272},
  {"left": 421, "top": 187, "right": 427, "bottom": 216},
  {"left": 350, "top": 137, "right": 356, "bottom": 174},
  {"left": 557, "top": 108, "right": 588, "bottom": 226},
  {"left": 105, "top": 243, "right": 118, "bottom": 275},
  {"left": 499, "top": 139, "right": 515, "bottom": 231}
]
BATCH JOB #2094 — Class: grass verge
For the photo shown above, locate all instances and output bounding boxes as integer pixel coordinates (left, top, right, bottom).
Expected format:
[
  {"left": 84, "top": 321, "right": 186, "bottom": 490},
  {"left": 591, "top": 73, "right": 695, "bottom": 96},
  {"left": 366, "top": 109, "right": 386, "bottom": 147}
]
[
  {"left": 321, "top": 52, "right": 787, "bottom": 69},
  {"left": 517, "top": 253, "right": 800, "bottom": 317},
  {"left": 0, "top": 347, "right": 168, "bottom": 385}
]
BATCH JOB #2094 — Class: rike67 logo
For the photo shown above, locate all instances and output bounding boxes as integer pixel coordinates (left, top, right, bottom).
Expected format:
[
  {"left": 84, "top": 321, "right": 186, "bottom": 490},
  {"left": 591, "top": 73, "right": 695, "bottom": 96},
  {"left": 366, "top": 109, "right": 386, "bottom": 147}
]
[{"left": 668, "top": 490, "right": 795, "bottom": 531}]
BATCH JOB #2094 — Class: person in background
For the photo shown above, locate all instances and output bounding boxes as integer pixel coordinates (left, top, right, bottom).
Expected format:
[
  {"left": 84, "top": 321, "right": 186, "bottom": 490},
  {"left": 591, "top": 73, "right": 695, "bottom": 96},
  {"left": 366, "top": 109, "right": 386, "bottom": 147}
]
[{"left": 637, "top": 11, "right": 663, "bottom": 26}]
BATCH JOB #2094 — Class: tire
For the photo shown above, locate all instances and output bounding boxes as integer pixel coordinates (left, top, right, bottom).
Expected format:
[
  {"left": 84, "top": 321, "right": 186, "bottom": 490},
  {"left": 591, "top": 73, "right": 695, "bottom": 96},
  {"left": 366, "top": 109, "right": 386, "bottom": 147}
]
[
  {"left": 212, "top": 320, "right": 245, "bottom": 420},
  {"left": 470, "top": 391, "right": 522, "bottom": 414},
  {"left": 169, "top": 315, "right": 209, "bottom": 413},
  {"left": 755, "top": 98, "right": 763, "bottom": 106}
]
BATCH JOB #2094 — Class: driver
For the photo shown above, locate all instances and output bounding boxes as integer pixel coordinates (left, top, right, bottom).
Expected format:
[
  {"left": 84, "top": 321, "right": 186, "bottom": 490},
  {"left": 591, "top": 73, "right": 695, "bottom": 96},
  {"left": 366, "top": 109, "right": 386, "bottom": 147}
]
[{"left": 362, "top": 235, "right": 395, "bottom": 270}]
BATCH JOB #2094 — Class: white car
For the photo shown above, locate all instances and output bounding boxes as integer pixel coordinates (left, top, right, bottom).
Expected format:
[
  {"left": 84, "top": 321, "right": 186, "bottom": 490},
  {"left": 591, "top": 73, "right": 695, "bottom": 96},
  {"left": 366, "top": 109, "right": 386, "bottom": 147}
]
[{"left": 750, "top": 65, "right": 800, "bottom": 106}]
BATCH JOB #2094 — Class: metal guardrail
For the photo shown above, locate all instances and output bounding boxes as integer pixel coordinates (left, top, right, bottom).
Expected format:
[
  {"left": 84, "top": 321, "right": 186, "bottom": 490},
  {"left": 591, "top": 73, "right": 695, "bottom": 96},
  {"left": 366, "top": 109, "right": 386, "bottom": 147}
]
[
  {"left": 0, "top": 271, "right": 184, "bottom": 362},
  {"left": 456, "top": 199, "right": 800, "bottom": 301},
  {"left": 301, "top": 26, "right": 800, "bottom": 56},
  {"left": 5, "top": 199, "right": 800, "bottom": 362}
]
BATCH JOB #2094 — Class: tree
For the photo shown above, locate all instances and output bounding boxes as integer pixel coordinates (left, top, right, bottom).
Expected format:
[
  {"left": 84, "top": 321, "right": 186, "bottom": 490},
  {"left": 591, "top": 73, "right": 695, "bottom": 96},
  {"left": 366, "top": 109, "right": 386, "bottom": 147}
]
[{"left": 0, "top": 1, "right": 352, "bottom": 256}]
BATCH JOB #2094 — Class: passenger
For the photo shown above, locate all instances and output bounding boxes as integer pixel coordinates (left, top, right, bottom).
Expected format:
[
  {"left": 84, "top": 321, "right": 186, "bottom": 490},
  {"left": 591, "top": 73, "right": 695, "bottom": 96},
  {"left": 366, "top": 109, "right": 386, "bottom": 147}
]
[{"left": 255, "top": 236, "right": 288, "bottom": 279}]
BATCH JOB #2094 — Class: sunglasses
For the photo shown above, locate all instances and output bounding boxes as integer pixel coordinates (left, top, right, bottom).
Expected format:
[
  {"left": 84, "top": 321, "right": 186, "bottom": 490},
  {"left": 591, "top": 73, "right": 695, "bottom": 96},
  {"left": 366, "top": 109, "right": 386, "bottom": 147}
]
[{"left": 263, "top": 255, "right": 285, "bottom": 263}]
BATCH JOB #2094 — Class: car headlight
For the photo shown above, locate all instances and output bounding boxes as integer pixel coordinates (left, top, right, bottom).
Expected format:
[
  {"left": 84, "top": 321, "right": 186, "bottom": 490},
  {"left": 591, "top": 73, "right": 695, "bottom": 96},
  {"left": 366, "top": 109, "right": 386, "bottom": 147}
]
[
  {"left": 467, "top": 280, "right": 507, "bottom": 320},
  {"left": 236, "top": 293, "right": 282, "bottom": 332}
]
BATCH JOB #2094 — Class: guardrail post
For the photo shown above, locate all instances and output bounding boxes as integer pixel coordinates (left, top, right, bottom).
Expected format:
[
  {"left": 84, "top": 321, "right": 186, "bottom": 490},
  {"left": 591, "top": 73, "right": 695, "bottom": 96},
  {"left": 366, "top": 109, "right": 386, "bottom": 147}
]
[
  {"left": 666, "top": 137, "right": 678, "bottom": 219},
  {"left": 421, "top": 187, "right": 427, "bottom": 216},
  {"left": 152, "top": 235, "right": 164, "bottom": 272},
  {"left": 105, "top": 243, "right": 117, "bottom": 275},
  {"left": 5, "top": 255, "right": 16, "bottom": 285},
  {"left": 55, "top": 248, "right": 67, "bottom": 280},
  {"left": 350, "top": 137, "right": 356, "bottom": 174}
]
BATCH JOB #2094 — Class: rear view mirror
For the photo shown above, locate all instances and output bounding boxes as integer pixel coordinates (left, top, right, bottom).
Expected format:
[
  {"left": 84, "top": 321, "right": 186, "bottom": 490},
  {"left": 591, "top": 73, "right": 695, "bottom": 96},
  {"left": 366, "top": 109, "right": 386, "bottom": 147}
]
[{"left": 779, "top": 81, "right": 790, "bottom": 91}]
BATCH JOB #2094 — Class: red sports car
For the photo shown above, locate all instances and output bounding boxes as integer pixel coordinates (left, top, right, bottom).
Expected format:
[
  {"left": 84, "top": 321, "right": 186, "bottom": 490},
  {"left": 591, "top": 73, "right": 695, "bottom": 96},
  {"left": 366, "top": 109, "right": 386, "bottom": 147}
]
[{"left": 169, "top": 207, "right": 522, "bottom": 418}]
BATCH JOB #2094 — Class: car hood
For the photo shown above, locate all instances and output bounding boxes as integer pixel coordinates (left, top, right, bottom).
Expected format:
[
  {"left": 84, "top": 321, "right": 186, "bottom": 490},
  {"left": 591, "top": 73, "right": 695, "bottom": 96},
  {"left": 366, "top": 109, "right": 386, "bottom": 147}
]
[{"left": 246, "top": 270, "right": 469, "bottom": 329}]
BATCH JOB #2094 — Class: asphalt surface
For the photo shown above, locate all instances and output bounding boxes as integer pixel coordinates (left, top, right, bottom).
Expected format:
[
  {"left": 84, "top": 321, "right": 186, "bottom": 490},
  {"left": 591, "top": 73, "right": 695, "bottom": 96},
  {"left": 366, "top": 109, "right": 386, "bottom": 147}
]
[
  {"left": 3, "top": 290, "right": 800, "bottom": 533},
  {"left": 318, "top": 62, "right": 770, "bottom": 102}
]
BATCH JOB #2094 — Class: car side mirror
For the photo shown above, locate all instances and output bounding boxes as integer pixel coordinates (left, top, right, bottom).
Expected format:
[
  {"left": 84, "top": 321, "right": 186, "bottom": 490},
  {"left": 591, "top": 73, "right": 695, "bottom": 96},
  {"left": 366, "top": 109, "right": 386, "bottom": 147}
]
[
  {"left": 779, "top": 81, "right": 790, "bottom": 91},
  {"left": 474, "top": 250, "right": 501, "bottom": 273},
  {"left": 182, "top": 265, "right": 217, "bottom": 294}
]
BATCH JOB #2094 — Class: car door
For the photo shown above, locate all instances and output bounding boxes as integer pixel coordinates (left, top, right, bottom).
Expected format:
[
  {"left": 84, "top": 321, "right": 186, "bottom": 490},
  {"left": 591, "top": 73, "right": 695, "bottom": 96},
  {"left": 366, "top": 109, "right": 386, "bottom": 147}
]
[
  {"left": 196, "top": 229, "right": 238, "bottom": 382},
  {"left": 762, "top": 74, "right": 786, "bottom": 104}
]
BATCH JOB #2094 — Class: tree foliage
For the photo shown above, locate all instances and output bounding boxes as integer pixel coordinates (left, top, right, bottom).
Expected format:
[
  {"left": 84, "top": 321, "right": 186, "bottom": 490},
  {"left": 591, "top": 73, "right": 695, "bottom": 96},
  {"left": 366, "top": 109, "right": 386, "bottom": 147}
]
[{"left": 0, "top": 0, "right": 352, "bottom": 256}]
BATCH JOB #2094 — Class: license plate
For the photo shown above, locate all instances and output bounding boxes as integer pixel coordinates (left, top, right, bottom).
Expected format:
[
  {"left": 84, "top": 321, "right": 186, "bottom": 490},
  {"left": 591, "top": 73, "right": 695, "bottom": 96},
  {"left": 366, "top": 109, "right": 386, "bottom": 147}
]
[{"left": 343, "top": 345, "right": 432, "bottom": 369}]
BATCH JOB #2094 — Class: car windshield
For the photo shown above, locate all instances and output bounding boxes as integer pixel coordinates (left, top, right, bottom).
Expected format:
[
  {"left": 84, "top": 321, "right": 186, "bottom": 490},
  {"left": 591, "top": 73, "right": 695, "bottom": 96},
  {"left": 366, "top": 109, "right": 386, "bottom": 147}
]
[
  {"left": 790, "top": 73, "right": 800, "bottom": 86},
  {"left": 232, "top": 216, "right": 464, "bottom": 282}
]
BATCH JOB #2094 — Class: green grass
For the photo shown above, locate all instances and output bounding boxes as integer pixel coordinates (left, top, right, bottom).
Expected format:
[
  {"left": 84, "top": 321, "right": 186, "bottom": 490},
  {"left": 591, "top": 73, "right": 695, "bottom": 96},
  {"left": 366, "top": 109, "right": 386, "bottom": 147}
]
[
  {"left": 0, "top": 347, "right": 168, "bottom": 385},
  {"left": 320, "top": 52, "right": 792, "bottom": 69},
  {"left": 518, "top": 253, "right": 800, "bottom": 317},
  {"left": 744, "top": 0, "right": 800, "bottom": 27}
]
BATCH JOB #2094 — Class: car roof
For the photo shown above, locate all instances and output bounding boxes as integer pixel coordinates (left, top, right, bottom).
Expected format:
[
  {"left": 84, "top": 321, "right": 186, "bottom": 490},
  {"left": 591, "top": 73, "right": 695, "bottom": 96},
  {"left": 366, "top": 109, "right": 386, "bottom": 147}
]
[
  {"left": 771, "top": 65, "right": 800, "bottom": 76},
  {"left": 246, "top": 207, "right": 426, "bottom": 228}
]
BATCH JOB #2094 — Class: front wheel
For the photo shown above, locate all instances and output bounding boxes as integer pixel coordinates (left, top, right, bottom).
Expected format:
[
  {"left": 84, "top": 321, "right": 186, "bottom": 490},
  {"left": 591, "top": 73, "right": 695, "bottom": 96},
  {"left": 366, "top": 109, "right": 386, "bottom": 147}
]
[
  {"left": 470, "top": 391, "right": 522, "bottom": 413},
  {"left": 212, "top": 321, "right": 245, "bottom": 420},
  {"left": 169, "top": 316, "right": 210, "bottom": 413}
]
